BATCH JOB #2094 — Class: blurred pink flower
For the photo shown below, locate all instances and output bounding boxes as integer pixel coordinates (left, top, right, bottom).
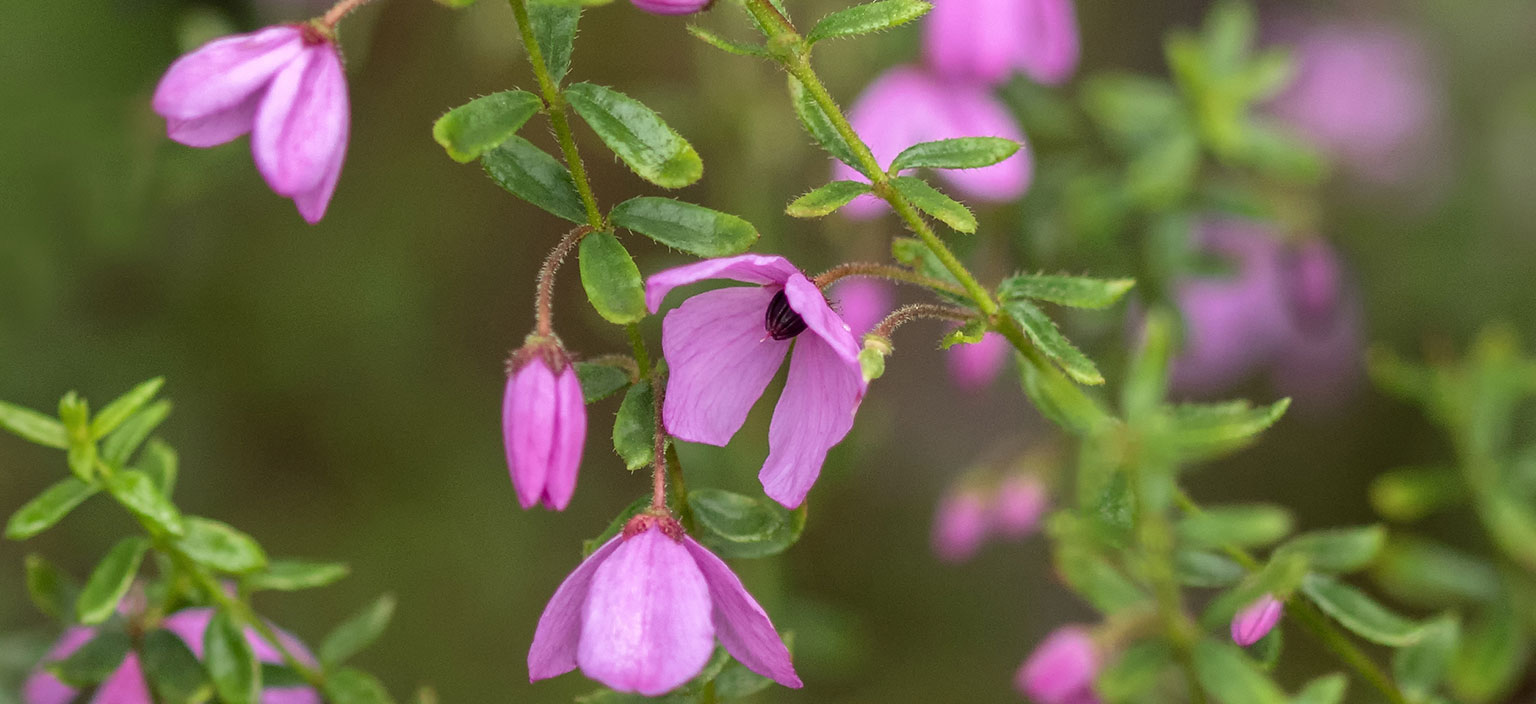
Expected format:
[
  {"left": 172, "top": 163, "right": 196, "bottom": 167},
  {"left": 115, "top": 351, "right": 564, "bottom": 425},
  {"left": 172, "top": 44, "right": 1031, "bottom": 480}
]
[
  {"left": 947, "top": 331, "right": 1010, "bottom": 391},
  {"left": 153, "top": 24, "right": 349, "bottom": 223},
  {"left": 631, "top": 0, "right": 710, "bottom": 14},
  {"left": 1016, "top": 625, "right": 1100, "bottom": 704},
  {"left": 504, "top": 341, "right": 586, "bottom": 511},
  {"left": 924, "top": 0, "right": 1080, "bottom": 86},
  {"left": 831, "top": 279, "right": 895, "bottom": 336},
  {"left": 1231, "top": 593, "right": 1284, "bottom": 646},
  {"left": 647, "top": 255, "right": 866, "bottom": 508},
  {"left": 993, "top": 473, "right": 1048, "bottom": 539},
  {"left": 529, "top": 515, "right": 800, "bottom": 695},
  {"left": 1269, "top": 23, "right": 1440, "bottom": 186},
  {"left": 835, "top": 66, "right": 1031, "bottom": 218},
  {"left": 932, "top": 488, "right": 991, "bottom": 563}
]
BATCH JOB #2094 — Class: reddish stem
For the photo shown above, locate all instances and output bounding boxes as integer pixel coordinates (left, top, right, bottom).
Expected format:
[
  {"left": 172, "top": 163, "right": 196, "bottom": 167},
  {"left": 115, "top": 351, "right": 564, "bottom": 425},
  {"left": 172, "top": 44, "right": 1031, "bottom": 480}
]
[{"left": 535, "top": 226, "right": 592, "bottom": 337}]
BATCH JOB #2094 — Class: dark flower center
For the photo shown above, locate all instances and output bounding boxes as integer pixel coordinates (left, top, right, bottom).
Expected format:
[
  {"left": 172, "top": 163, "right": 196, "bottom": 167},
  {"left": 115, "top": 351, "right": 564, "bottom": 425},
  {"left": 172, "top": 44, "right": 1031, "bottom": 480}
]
[{"left": 764, "top": 290, "right": 808, "bottom": 340}]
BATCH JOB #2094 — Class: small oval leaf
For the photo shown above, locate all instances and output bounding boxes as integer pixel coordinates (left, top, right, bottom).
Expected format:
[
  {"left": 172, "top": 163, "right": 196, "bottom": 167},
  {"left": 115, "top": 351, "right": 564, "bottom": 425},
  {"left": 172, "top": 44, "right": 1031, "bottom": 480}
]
[
  {"left": 578, "top": 232, "right": 648, "bottom": 325},
  {"left": 805, "top": 0, "right": 931, "bottom": 43},
  {"left": 481, "top": 137, "right": 588, "bottom": 224},
  {"left": 205, "top": 610, "right": 260, "bottom": 704},
  {"left": 176, "top": 517, "right": 268, "bottom": 574},
  {"left": 610, "top": 197, "right": 758, "bottom": 257},
  {"left": 1301, "top": 573, "right": 1425, "bottom": 647},
  {"left": 320, "top": 594, "right": 398, "bottom": 668},
  {"left": 612, "top": 381, "right": 656, "bottom": 471},
  {"left": 433, "top": 90, "right": 543, "bottom": 163},
  {"left": 785, "top": 180, "right": 872, "bottom": 218},
  {"left": 565, "top": 82, "right": 702, "bottom": 189},
  {"left": 889, "top": 137, "right": 1019, "bottom": 172},
  {"left": 6, "top": 478, "right": 98, "bottom": 540},
  {"left": 76, "top": 537, "right": 149, "bottom": 625},
  {"left": 890, "top": 176, "right": 976, "bottom": 233}
]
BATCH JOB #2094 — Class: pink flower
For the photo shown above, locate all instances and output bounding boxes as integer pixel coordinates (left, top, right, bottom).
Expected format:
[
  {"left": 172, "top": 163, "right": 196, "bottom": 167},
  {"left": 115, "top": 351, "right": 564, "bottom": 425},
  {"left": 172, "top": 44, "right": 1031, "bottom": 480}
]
[
  {"left": 504, "top": 341, "right": 587, "bottom": 511},
  {"left": 993, "top": 473, "right": 1048, "bottom": 539},
  {"left": 630, "top": 0, "right": 711, "bottom": 13},
  {"left": 153, "top": 24, "right": 349, "bottom": 224},
  {"left": 646, "top": 255, "right": 867, "bottom": 509},
  {"left": 1231, "top": 594, "right": 1284, "bottom": 647},
  {"left": 835, "top": 67, "right": 1031, "bottom": 219},
  {"left": 924, "top": 0, "right": 1080, "bottom": 86},
  {"left": 1167, "top": 221, "right": 1289, "bottom": 396},
  {"left": 947, "top": 331, "right": 1010, "bottom": 391},
  {"left": 1016, "top": 625, "right": 1100, "bottom": 704},
  {"left": 528, "top": 515, "right": 801, "bottom": 695},
  {"left": 25, "top": 609, "right": 319, "bottom": 704},
  {"left": 1270, "top": 239, "right": 1364, "bottom": 411},
  {"left": 1269, "top": 23, "right": 1439, "bottom": 186},
  {"left": 830, "top": 279, "right": 894, "bottom": 336},
  {"left": 932, "top": 489, "right": 990, "bottom": 563}
]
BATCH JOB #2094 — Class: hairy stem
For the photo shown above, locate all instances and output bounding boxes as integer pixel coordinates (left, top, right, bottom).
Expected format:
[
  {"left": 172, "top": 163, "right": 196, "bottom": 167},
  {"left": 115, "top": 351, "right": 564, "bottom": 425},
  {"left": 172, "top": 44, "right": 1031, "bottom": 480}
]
[
  {"left": 320, "top": 0, "right": 376, "bottom": 27},
  {"left": 811, "top": 261, "right": 966, "bottom": 297},
  {"left": 534, "top": 226, "right": 591, "bottom": 336},
  {"left": 651, "top": 369, "right": 668, "bottom": 511},
  {"left": 509, "top": 0, "right": 605, "bottom": 229},
  {"left": 869, "top": 304, "right": 975, "bottom": 340}
]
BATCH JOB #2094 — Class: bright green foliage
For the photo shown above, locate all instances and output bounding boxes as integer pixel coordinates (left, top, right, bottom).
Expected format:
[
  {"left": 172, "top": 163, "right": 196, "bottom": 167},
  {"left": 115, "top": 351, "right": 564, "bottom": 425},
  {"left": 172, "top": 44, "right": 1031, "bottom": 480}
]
[
  {"left": 176, "top": 517, "right": 267, "bottom": 574},
  {"left": 433, "top": 91, "right": 543, "bottom": 163},
  {"left": 1193, "top": 640, "right": 1289, "bottom": 704},
  {"left": 1301, "top": 574, "right": 1425, "bottom": 647},
  {"left": 565, "top": 83, "right": 703, "bottom": 189},
  {"left": 325, "top": 668, "right": 398, "bottom": 704},
  {"left": 612, "top": 380, "right": 656, "bottom": 471},
  {"left": 688, "top": 490, "right": 806, "bottom": 559},
  {"left": 785, "top": 180, "right": 871, "bottom": 218},
  {"left": 1177, "top": 504, "right": 1293, "bottom": 549},
  {"left": 140, "top": 629, "right": 213, "bottom": 703},
  {"left": 1003, "top": 299, "right": 1103, "bottom": 385},
  {"left": 889, "top": 137, "right": 1019, "bottom": 173},
  {"left": 47, "top": 631, "right": 131, "bottom": 687},
  {"left": 1393, "top": 615, "right": 1459, "bottom": 702},
  {"left": 575, "top": 362, "right": 633, "bottom": 404},
  {"left": 997, "top": 274, "right": 1136, "bottom": 310},
  {"left": 105, "top": 470, "right": 183, "bottom": 537},
  {"left": 482, "top": 137, "right": 588, "bottom": 223},
  {"left": 805, "top": 0, "right": 931, "bottom": 44},
  {"left": 90, "top": 378, "right": 165, "bottom": 440},
  {"left": 321, "top": 594, "right": 398, "bottom": 669},
  {"left": 76, "top": 537, "right": 149, "bottom": 625},
  {"left": 25, "top": 554, "right": 76, "bottom": 622},
  {"left": 5, "top": 478, "right": 97, "bottom": 540},
  {"left": 244, "top": 560, "right": 351, "bottom": 592},
  {"left": 1273, "top": 526, "right": 1385, "bottom": 574},
  {"left": 0, "top": 399, "right": 68, "bottom": 448},
  {"left": 788, "top": 77, "right": 864, "bottom": 173},
  {"left": 528, "top": 4, "right": 581, "bottom": 86},
  {"left": 578, "top": 232, "right": 647, "bottom": 325},
  {"left": 610, "top": 197, "right": 759, "bottom": 257},
  {"left": 686, "top": 26, "right": 767, "bottom": 57},
  {"left": 205, "top": 610, "right": 261, "bottom": 704},
  {"left": 890, "top": 176, "right": 976, "bottom": 233}
]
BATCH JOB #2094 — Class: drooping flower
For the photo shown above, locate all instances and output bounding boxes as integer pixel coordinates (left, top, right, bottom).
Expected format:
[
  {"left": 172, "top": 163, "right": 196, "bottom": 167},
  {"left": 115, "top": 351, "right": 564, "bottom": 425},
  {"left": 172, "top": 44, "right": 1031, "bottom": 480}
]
[
  {"left": 1231, "top": 594, "right": 1284, "bottom": 647},
  {"left": 1268, "top": 23, "right": 1440, "bottom": 187},
  {"left": 993, "top": 473, "right": 1048, "bottom": 539},
  {"left": 529, "top": 514, "right": 801, "bottom": 695},
  {"left": 629, "top": 0, "right": 711, "bottom": 14},
  {"left": 153, "top": 23, "right": 349, "bottom": 224},
  {"left": 25, "top": 608, "right": 320, "bottom": 704},
  {"left": 932, "top": 488, "right": 990, "bottom": 563},
  {"left": 1016, "top": 625, "right": 1100, "bottom": 704},
  {"left": 947, "top": 331, "right": 1010, "bottom": 391},
  {"left": 924, "top": 0, "right": 1081, "bottom": 86},
  {"left": 830, "top": 279, "right": 894, "bottom": 336},
  {"left": 646, "top": 255, "right": 867, "bottom": 509},
  {"left": 835, "top": 66, "right": 1031, "bottom": 219},
  {"left": 504, "top": 338, "right": 586, "bottom": 511}
]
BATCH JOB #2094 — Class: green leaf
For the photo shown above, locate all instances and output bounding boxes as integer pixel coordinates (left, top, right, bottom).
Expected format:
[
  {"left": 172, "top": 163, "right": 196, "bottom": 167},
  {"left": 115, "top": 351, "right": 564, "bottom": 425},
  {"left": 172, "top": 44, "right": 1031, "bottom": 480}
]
[
  {"left": 610, "top": 197, "right": 758, "bottom": 257},
  {"left": 1175, "top": 549, "right": 1245, "bottom": 588},
  {"left": 788, "top": 76, "right": 864, "bottom": 173},
  {"left": 76, "top": 537, "right": 149, "bottom": 625},
  {"left": 1122, "top": 306, "right": 1174, "bottom": 419},
  {"left": 5, "top": 478, "right": 98, "bottom": 540},
  {"left": 1080, "top": 73, "right": 1185, "bottom": 147},
  {"left": 1016, "top": 350, "right": 1109, "bottom": 434},
  {"left": 1273, "top": 526, "right": 1385, "bottom": 574},
  {"left": 46, "top": 630, "right": 130, "bottom": 687},
  {"left": 66, "top": 442, "right": 97, "bottom": 484},
  {"left": 205, "top": 610, "right": 260, "bottom": 704},
  {"left": 0, "top": 399, "right": 68, "bottom": 448},
  {"left": 432, "top": 91, "right": 542, "bottom": 163},
  {"left": 25, "top": 554, "right": 77, "bottom": 622},
  {"left": 939, "top": 319, "right": 987, "bottom": 350},
  {"left": 1301, "top": 573, "right": 1425, "bottom": 647},
  {"left": 175, "top": 517, "right": 267, "bottom": 574},
  {"left": 686, "top": 25, "right": 767, "bottom": 56},
  {"left": 1394, "top": 614, "right": 1458, "bottom": 702},
  {"left": 890, "top": 176, "right": 976, "bottom": 233},
  {"left": 689, "top": 489, "right": 785, "bottom": 543},
  {"left": 324, "top": 668, "right": 398, "bottom": 704},
  {"left": 1178, "top": 504, "right": 1293, "bottom": 549},
  {"left": 785, "top": 180, "right": 871, "bottom": 218},
  {"left": 105, "top": 469, "right": 184, "bottom": 537},
  {"left": 997, "top": 274, "right": 1136, "bottom": 310},
  {"left": 90, "top": 377, "right": 165, "bottom": 439},
  {"left": 1369, "top": 466, "right": 1463, "bottom": 522},
  {"left": 136, "top": 438, "right": 179, "bottom": 498},
  {"left": 1193, "top": 640, "right": 1288, "bottom": 704},
  {"left": 806, "top": 0, "right": 930, "bottom": 43},
  {"left": 696, "top": 499, "right": 807, "bottom": 560},
  {"left": 574, "top": 362, "right": 633, "bottom": 404},
  {"left": 1126, "top": 131, "right": 1200, "bottom": 207},
  {"left": 565, "top": 82, "right": 702, "bottom": 189},
  {"left": 1003, "top": 299, "right": 1103, "bottom": 385},
  {"left": 1373, "top": 537, "right": 1500, "bottom": 607},
  {"left": 1054, "top": 546, "right": 1147, "bottom": 613},
  {"left": 612, "top": 380, "right": 656, "bottom": 471},
  {"left": 244, "top": 560, "right": 351, "bottom": 592},
  {"left": 1097, "top": 640, "right": 1174, "bottom": 702},
  {"left": 1449, "top": 601, "right": 1527, "bottom": 702},
  {"left": 890, "top": 137, "right": 1019, "bottom": 172},
  {"left": 583, "top": 495, "right": 650, "bottom": 556},
  {"left": 578, "top": 232, "right": 647, "bottom": 325},
  {"left": 141, "top": 629, "right": 213, "bottom": 703},
  {"left": 528, "top": 3, "right": 580, "bottom": 86},
  {"left": 321, "top": 594, "right": 397, "bottom": 668},
  {"left": 890, "top": 238, "right": 963, "bottom": 294},
  {"left": 1168, "top": 398, "right": 1290, "bottom": 461},
  {"left": 481, "top": 137, "right": 588, "bottom": 223},
  {"left": 1291, "top": 673, "right": 1348, "bottom": 704},
  {"left": 100, "top": 400, "right": 171, "bottom": 466}
]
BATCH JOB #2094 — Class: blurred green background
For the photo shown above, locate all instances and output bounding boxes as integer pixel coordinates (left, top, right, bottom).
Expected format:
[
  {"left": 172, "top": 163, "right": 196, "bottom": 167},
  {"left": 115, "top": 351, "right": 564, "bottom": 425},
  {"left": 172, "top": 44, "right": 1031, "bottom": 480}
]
[{"left": 2, "top": 0, "right": 1535, "bottom": 701}]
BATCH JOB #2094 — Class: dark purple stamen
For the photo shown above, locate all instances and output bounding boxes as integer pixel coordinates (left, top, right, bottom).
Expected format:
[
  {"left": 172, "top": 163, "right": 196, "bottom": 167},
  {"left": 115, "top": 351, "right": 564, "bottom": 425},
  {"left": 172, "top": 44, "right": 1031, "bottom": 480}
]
[{"left": 764, "top": 290, "right": 808, "bottom": 340}]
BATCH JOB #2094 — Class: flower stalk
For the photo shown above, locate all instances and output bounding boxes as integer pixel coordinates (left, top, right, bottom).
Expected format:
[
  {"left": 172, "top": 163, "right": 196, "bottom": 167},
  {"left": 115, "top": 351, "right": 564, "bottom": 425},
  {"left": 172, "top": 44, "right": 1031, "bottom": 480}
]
[{"left": 534, "top": 225, "right": 592, "bottom": 337}]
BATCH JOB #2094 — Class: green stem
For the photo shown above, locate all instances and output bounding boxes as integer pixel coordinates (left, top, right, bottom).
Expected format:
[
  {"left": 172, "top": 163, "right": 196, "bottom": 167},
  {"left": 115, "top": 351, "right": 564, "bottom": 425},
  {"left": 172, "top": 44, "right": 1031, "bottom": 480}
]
[
  {"left": 509, "top": 0, "right": 605, "bottom": 230},
  {"left": 627, "top": 323, "right": 652, "bottom": 377},
  {"left": 1173, "top": 491, "right": 1409, "bottom": 704},
  {"left": 1129, "top": 463, "right": 1206, "bottom": 704}
]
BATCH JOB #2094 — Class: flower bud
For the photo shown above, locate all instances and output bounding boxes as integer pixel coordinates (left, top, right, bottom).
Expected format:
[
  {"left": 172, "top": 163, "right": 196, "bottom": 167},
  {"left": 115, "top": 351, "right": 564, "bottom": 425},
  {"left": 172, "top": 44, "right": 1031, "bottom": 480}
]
[
  {"left": 1231, "top": 593, "right": 1284, "bottom": 647},
  {"left": 1015, "top": 625, "right": 1100, "bottom": 704},
  {"left": 993, "top": 474, "right": 1048, "bottom": 539},
  {"left": 504, "top": 340, "right": 586, "bottom": 511},
  {"left": 931, "top": 488, "right": 989, "bottom": 563}
]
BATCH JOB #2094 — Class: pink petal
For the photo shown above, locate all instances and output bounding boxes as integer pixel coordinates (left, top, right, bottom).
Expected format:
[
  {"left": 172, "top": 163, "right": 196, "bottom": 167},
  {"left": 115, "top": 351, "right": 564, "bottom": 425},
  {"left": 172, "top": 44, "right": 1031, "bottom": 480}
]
[
  {"left": 543, "top": 365, "right": 587, "bottom": 510},
  {"left": 90, "top": 654, "right": 151, "bottom": 704},
  {"left": 252, "top": 43, "right": 350, "bottom": 199},
  {"left": 661, "top": 286, "right": 791, "bottom": 445},
  {"left": 578, "top": 529, "right": 715, "bottom": 696},
  {"left": 504, "top": 359, "right": 586, "bottom": 511},
  {"left": 782, "top": 274, "right": 861, "bottom": 364},
  {"left": 931, "top": 490, "right": 990, "bottom": 563},
  {"left": 1231, "top": 594, "right": 1285, "bottom": 647},
  {"left": 935, "top": 86, "right": 1031, "bottom": 202},
  {"left": 830, "top": 279, "right": 893, "bottom": 336},
  {"left": 528, "top": 537, "right": 624, "bottom": 682},
  {"left": 629, "top": 0, "right": 710, "bottom": 13},
  {"left": 644, "top": 255, "right": 800, "bottom": 313},
  {"left": 760, "top": 332, "right": 866, "bottom": 508},
  {"left": 23, "top": 627, "right": 97, "bottom": 704},
  {"left": 1015, "top": 0, "right": 1082, "bottom": 85},
  {"left": 993, "top": 474, "right": 1049, "bottom": 539},
  {"left": 924, "top": 0, "right": 1026, "bottom": 85},
  {"left": 681, "top": 538, "right": 802, "bottom": 688},
  {"left": 262, "top": 689, "right": 323, "bottom": 704},
  {"left": 946, "top": 331, "right": 1010, "bottom": 391},
  {"left": 152, "top": 26, "right": 306, "bottom": 139},
  {"left": 287, "top": 46, "right": 349, "bottom": 223},
  {"left": 1016, "top": 626, "right": 1099, "bottom": 704}
]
